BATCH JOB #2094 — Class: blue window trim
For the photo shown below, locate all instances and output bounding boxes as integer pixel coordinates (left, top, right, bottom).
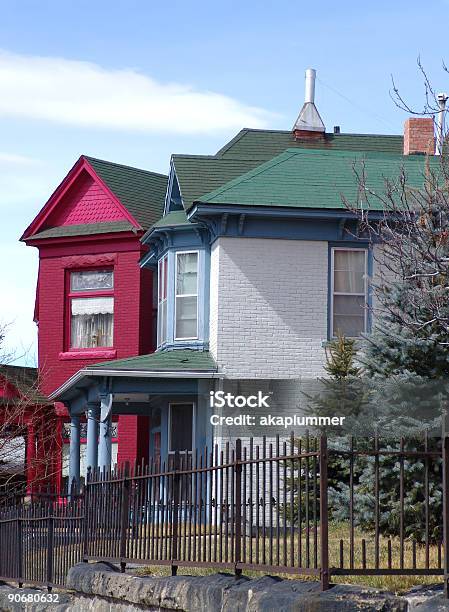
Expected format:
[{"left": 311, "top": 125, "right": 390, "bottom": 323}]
[
  {"left": 174, "top": 250, "right": 200, "bottom": 342},
  {"left": 327, "top": 241, "right": 373, "bottom": 340},
  {"left": 156, "top": 246, "right": 210, "bottom": 351}
]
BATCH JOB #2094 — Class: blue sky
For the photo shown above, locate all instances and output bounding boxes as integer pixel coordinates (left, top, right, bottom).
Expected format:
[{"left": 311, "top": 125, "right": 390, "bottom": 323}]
[{"left": 1, "top": 0, "right": 449, "bottom": 363}]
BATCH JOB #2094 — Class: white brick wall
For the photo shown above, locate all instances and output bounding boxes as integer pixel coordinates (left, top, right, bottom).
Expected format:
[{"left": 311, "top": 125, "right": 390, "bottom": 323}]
[{"left": 209, "top": 237, "right": 329, "bottom": 379}]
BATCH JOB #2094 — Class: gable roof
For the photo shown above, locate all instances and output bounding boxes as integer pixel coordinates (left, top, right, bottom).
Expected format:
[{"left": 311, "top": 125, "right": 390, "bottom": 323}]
[
  {"left": 171, "top": 129, "right": 405, "bottom": 212},
  {"left": 84, "top": 157, "right": 167, "bottom": 230},
  {"left": 22, "top": 156, "right": 167, "bottom": 241},
  {"left": 197, "top": 148, "right": 439, "bottom": 210},
  {"left": 172, "top": 156, "right": 263, "bottom": 210}
]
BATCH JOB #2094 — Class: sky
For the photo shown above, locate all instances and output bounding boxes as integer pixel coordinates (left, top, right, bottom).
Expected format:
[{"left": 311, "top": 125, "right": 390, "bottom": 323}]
[{"left": 1, "top": 0, "right": 449, "bottom": 364}]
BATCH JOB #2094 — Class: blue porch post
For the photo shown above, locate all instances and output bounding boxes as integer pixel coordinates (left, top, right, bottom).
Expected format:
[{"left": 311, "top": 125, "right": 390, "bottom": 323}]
[
  {"left": 98, "top": 394, "right": 112, "bottom": 472},
  {"left": 68, "top": 415, "right": 80, "bottom": 492},
  {"left": 86, "top": 402, "right": 100, "bottom": 474}
]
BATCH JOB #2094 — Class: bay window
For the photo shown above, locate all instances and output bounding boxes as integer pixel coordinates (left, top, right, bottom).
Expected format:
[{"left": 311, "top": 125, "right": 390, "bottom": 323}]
[
  {"left": 331, "top": 248, "right": 368, "bottom": 337},
  {"left": 69, "top": 270, "right": 114, "bottom": 349},
  {"left": 157, "top": 255, "right": 168, "bottom": 346},
  {"left": 175, "top": 251, "right": 198, "bottom": 340},
  {"left": 156, "top": 249, "right": 202, "bottom": 349}
]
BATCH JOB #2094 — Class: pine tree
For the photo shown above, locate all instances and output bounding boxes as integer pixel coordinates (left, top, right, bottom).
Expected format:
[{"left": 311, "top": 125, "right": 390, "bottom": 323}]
[{"left": 340, "top": 150, "right": 449, "bottom": 541}]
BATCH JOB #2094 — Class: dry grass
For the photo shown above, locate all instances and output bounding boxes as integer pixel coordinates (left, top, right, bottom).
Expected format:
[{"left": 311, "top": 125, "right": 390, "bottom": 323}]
[{"left": 134, "top": 522, "right": 443, "bottom": 594}]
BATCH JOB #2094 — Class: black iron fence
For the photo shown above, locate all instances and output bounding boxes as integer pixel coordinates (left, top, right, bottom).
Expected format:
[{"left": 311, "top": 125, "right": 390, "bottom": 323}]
[{"left": 0, "top": 434, "right": 446, "bottom": 592}]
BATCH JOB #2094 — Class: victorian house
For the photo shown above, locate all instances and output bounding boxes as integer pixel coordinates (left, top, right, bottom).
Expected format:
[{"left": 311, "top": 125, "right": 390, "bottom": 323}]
[{"left": 21, "top": 71, "right": 438, "bottom": 490}]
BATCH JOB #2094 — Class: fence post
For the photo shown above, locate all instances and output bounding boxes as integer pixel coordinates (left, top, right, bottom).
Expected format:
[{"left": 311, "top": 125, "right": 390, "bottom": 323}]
[
  {"left": 319, "top": 435, "right": 329, "bottom": 591},
  {"left": 443, "top": 414, "right": 449, "bottom": 597},
  {"left": 234, "top": 439, "right": 242, "bottom": 578},
  {"left": 119, "top": 463, "right": 130, "bottom": 573},
  {"left": 83, "top": 468, "right": 90, "bottom": 562},
  {"left": 17, "top": 515, "right": 23, "bottom": 588},
  {"left": 171, "top": 451, "right": 180, "bottom": 576},
  {"left": 46, "top": 515, "right": 54, "bottom": 591}
]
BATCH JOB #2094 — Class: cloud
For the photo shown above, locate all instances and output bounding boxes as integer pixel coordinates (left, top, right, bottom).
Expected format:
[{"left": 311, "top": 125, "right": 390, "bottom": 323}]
[
  {"left": 0, "top": 152, "right": 50, "bottom": 207},
  {"left": 0, "top": 152, "right": 41, "bottom": 165},
  {"left": 0, "top": 51, "right": 275, "bottom": 134}
]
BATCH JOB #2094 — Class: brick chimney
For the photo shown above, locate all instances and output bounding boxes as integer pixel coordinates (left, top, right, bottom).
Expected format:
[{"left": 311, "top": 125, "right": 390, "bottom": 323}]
[{"left": 403, "top": 118, "right": 435, "bottom": 155}]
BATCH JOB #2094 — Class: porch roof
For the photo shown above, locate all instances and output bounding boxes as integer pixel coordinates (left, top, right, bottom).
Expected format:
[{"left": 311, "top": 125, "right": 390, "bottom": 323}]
[{"left": 49, "top": 350, "right": 218, "bottom": 403}]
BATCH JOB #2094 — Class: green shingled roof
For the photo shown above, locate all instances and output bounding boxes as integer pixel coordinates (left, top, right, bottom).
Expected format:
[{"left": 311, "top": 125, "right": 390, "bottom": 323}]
[
  {"left": 27, "top": 221, "right": 137, "bottom": 240},
  {"left": 172, "top": 129, "right": 405, "bottom": 212},
  {"left": 198, "top": 148, "right": 439, "bottom": 210},
  {"left": 90, "top": 349, "right": 217, "bottom": 372},
  {"left": 84, "top": 157, "right": 168, "bottom": 230},
  {"left": 172, "top": 156, "right": 263, "bottom": 210},
  {"left": 215, "top": 129, "right": 404, "bottom": 160},
  {"left": 151, "top": 210, "right": 191, "bottom": 228}
]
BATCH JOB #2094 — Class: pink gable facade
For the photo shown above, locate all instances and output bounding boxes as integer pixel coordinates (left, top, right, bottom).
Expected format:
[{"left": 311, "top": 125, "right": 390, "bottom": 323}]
[
  {"left": 45, "top": 170, "right": 127, "bottom": 227},
  {"left": 22, "top": 157, "right": 158, "bottom": 494}
]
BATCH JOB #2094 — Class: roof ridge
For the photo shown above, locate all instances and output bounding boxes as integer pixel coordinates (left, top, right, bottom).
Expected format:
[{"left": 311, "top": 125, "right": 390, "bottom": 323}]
[
  {"left": 198, "top": 150, "right": 298, "bottom": 201},
  {"left": 214, "top": 129, "right": 250, "bottom": 157},
  {"left": 84, "top": 155, "right": 167, "bottom": 178},
  {"left": 171, "top": 153, "right": 219, "bottom": 161},
  {"left": 215, "top": 127, "right": 403, "bottom": 138}
]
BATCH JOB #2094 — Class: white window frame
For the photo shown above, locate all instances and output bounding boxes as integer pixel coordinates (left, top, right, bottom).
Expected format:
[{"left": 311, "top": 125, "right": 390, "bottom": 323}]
[
  {"left": 168, "top": 402, "right": 196, "bottom": 454},
  {"left": 330, "top": 247, "right": 368, "bottom": 338},
  {"left": 174, "top": 250, "right": 199, "bottom": 341},
  {"left": 157, "top": 254, "right": 168, "bottom": 348}
]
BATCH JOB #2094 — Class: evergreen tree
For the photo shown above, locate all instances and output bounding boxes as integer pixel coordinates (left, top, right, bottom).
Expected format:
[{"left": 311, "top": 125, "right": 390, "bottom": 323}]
[{"left": 340, "top": 150, "right": 449, "bottom": 541}]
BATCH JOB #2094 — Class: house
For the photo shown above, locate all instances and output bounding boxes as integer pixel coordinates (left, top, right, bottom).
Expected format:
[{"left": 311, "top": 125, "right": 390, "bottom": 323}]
[
  {"left": 21, "top": 156, "right": 167, "bottom": 491},
  {"left": 23, "top": 70, "right": 439, "bottom": 489},
  {"left": 0, "top": 365, "right": 53, "bottom": 500}
]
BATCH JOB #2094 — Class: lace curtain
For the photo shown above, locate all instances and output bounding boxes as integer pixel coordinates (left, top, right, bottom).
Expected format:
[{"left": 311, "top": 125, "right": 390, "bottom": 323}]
[{"left": 71, "top": 297, "right": 114, "bottom": 348}]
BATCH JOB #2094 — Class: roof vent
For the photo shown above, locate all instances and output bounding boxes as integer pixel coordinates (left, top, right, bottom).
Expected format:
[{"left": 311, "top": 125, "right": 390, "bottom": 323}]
[{"left": 292, "top": 69, "right": 325, "bottom": 136}]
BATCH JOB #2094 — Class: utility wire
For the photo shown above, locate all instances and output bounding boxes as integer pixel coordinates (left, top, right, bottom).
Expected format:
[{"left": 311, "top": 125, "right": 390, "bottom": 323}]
[{"left": 316, "top": 76, "right": 397, "bottom": 131}]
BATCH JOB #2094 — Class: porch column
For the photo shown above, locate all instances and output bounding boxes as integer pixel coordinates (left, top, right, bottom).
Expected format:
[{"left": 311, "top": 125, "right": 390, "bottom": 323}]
[
  {"left": 86, "top": 402, "right": 100, "bottom": 474},
  {"left": 68, "top": 415, "right": 80, "bottom": 492},
  {"left": 98, "top": 394, "right": 112, "bottom": 473}
]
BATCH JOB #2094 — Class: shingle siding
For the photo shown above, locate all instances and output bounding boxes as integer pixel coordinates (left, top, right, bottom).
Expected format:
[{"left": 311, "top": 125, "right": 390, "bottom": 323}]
[{"left": 209, "top": 237, "right": 328, "bottom": 378}]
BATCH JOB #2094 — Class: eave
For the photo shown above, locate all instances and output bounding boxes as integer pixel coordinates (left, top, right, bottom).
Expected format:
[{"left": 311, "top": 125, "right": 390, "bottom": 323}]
[{"left": 49, "top": 367, "right": 219, "bottom": 402}]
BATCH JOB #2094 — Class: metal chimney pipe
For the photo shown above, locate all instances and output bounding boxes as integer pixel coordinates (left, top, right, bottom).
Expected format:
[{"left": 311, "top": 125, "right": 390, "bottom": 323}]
[
  {"left": 304, "top": 68, "right": 316, "bottom": 104},
  {"left": 436, "top": 92, "right": 448, "bottom": 156}
]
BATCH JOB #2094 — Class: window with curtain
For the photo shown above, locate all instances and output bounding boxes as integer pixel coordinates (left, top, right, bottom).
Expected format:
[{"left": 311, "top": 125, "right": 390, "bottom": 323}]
[
  {"left": 175, "top": 251, "right": 198, "bottom": 340},
  {"left": 157, "top": 255, "right": 168, "bottom": 346},
  {"left": 332, "top": 249, "right": 367, "bottom": 337},
  {"left": 69, "top": 270, "right": 114, "bottom": 348}
]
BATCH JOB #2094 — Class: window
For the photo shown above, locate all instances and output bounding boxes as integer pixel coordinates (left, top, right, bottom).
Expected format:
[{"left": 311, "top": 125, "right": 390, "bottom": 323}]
[
  {"left": 69, "top": 270, "right": 114, "bottom": 349},
  {"left": 331, "top": 248, "right": 368, "bottom": 337},
  {"left": 175, "top": 252, "right": 198, "bottom": 340},
  {"left": 157, "top": 255, "right": 168, "bottom": 346},
  {"left": 168, "top": 403, "right": 194, "bottom": 453}
]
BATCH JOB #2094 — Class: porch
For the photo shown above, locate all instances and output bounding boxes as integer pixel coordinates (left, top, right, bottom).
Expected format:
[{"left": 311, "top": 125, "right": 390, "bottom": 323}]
[{"left": 49, "top": 350, "right": 218, "bottom": 490}]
